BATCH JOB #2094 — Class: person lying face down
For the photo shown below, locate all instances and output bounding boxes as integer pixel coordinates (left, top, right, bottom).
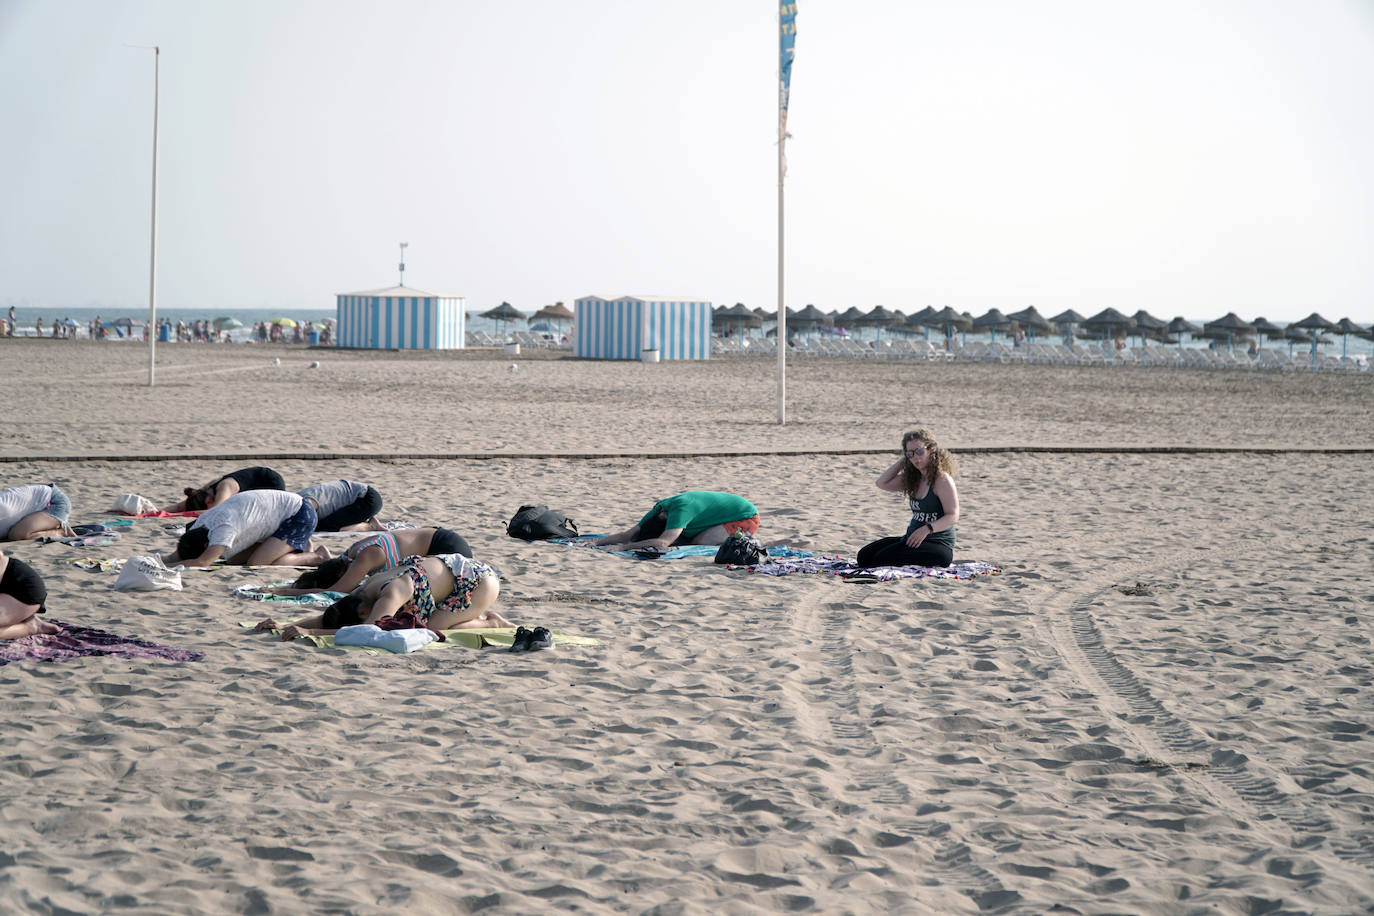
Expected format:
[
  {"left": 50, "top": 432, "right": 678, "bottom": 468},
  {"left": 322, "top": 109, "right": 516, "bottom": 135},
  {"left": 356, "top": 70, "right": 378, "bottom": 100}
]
[
  {"left": 0, "top": 483, "right": 73, "bottom": 542},
  {"left": 296, "top": 479, "right": 384, "bottom": 532},
  {"left": 0, "top": 550, "right": 59, "bottom": 640},
  {"left": 163, "top": 490, "right": 328, "bottom": 568},
  {"left": 162, "top": 466, "right": 286, "bottom": 514},
  {"left": 254, "top": 553, "right": 511, "bottom": 641},
  {"left": 592, "top": 490, "right": 760, "bottom": 552},
  {"left": 267, "top": 526, "right": 473, "bottom": 596}
]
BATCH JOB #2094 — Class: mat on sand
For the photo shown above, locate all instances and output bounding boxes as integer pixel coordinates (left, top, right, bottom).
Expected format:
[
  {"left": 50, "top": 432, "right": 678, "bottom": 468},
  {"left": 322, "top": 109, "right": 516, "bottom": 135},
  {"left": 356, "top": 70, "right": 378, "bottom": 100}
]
[
  {"left": 0, "top": 621, "right": 204, "bottom": 666},
  {"left": 239, "top": 622, "right": 598, "bottom": 654},
  {"left": 739, "top": 555, "right": 1002, "bottom": 581}
]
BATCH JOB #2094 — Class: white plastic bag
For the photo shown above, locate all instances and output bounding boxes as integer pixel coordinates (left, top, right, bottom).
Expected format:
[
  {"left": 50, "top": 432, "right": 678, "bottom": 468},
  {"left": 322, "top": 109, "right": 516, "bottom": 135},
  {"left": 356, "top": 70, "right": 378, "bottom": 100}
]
[
  {"left": 114, "top": 555, "right": 184, "bottom": 591},
  {"left": 111, "top": 493, "right": 159, "bottom": 516}
]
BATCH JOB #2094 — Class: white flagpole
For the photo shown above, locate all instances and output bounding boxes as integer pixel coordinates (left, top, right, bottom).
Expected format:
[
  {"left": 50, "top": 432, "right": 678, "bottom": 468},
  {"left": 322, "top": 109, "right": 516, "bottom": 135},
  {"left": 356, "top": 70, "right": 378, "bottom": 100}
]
[
  {"left": 129, "top": 45, "right": 161, "bottom": 386},
  {"left": 777, "top": 107, "right": 787, "bottom": 425}
]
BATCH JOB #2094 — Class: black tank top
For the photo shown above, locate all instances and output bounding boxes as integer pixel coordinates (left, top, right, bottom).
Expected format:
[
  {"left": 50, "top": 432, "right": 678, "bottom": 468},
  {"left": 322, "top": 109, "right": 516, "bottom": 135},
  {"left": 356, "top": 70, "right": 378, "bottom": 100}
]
[
  {"left": 906, "top": 484, "right": 955, "bottom": 545},
  {"left": 217, "top": 467, "right": 285, "bottom": 492}
]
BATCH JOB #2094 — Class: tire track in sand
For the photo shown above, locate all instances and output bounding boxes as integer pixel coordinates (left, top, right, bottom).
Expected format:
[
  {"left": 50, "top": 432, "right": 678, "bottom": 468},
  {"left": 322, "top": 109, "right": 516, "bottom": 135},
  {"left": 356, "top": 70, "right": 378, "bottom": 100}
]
[
  {"left": 784, "top": 579, "right": 1021, "bottom": 907},
  {"left": 1041, "top": 536, "right": 1374, "bottom": 876}
]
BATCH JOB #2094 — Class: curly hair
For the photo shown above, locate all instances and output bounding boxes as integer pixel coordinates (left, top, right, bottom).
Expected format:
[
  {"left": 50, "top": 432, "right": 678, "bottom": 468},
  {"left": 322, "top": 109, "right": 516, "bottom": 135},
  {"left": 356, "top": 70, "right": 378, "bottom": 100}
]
[{"left": 898, "top": 428, "right": 957, "bottom": 499}]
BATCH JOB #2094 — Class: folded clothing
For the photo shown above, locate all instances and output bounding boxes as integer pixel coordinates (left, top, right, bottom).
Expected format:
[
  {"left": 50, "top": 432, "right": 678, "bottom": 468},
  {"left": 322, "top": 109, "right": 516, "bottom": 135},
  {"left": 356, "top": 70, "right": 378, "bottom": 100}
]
[{"left": 334, "top": 624, "right": 437, "bottom": 653}]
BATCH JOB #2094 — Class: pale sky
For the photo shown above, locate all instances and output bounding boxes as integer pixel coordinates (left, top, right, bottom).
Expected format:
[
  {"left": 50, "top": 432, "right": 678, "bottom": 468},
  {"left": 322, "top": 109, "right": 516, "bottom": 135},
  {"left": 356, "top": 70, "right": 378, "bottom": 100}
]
[{"left": 2, "top": 0, "right": 1372, "bottom": 323}]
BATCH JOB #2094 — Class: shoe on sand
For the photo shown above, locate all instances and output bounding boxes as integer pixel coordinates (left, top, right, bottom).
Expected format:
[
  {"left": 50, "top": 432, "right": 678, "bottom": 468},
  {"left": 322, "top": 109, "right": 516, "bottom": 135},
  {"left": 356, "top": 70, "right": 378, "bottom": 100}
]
[
  {"left": 527, "top": 626, "right": 553, "bottom": 650},
  {"left": 509, "top": 626, "right": 533, "bottom": 652}
]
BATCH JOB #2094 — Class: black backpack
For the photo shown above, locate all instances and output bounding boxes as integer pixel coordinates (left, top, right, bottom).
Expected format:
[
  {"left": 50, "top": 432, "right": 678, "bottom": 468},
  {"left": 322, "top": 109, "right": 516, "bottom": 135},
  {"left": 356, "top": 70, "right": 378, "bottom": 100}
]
[
  {"left": 714, "top": 531, "right": 767, "bottom": 566},
  {"left": 507, "top": 505, "right": 579, "bottom": 541}
]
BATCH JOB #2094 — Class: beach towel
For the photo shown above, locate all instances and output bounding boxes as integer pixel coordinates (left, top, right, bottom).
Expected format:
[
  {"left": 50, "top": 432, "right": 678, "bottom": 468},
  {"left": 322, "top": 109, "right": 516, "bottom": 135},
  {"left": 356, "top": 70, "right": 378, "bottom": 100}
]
[
  {"left": 232, "top": 583, "right": 347, "bottom": 607},
  {"left": 0, "top": 620, "right": 203, "bottom": 666},
  {"left": 106, "top": 507, "right": 202, "bottom": 518},
  {"left": 73, "top": 558, "right": 315, "bottom": 572},
  {"left": 556, "top": 534, "right": 814, "bottom": 561},
  {"left": 739, "top": 555, "right": 1001, "bottom": 581},
  {"left": 240, "top": 622, "right": 598, "bottom": 654}
]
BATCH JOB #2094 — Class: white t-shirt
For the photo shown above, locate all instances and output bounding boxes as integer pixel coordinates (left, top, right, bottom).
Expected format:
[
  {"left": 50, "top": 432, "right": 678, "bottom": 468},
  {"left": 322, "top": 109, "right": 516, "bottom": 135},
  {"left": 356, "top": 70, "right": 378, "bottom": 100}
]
[
  {"left": 0, "top": 484, "right": 53, "bottom": 538},
  {"left": 191, "top": 490, "right": 304, "bottom": 554},
  {"left": 297, "top": 480, "right": 366, "bottom": 517}
]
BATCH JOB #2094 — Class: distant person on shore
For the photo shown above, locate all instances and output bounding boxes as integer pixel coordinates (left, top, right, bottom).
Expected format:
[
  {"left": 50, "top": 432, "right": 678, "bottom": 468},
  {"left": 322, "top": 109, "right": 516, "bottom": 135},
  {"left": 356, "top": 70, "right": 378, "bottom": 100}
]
[
  {"left": 267, "top": 526, "right": 474, "bottom": 595},
  {"left": 6, "top": 306, "right": 14, "bottom": 337},
  {"left": 297, "top": 479, "right": 384, "bottom": 532},
  {"left": 0, "top": 483, "right": 73, "bottom": 541},
  {"left": 856, "top": 428, "right": 959, "bottom": 569},
  {"left": 162, "top": 466, "right": 287, "bottom": 513},
  {"left": 163, "top": 489, "right": 327, "bottom": 568},
  {"left": 593, "top": 491, "right": 760, "bottom": 551},
  {"left": 34, "top": 318, "right": 44, "bottom": 337},
  {"left": 0, "top": 550, "right": 59, "bottom": 640},
  {"left": 254, "top": 553, "right": 508, "bottom": 640}
]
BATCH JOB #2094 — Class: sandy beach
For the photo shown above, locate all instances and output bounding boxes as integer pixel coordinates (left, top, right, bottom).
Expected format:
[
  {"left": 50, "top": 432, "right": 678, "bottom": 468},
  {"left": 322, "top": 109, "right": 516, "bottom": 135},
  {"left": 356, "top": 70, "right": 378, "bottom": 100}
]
[{"left": 1, "top": 338, "right": 1371, "bottom": 914}]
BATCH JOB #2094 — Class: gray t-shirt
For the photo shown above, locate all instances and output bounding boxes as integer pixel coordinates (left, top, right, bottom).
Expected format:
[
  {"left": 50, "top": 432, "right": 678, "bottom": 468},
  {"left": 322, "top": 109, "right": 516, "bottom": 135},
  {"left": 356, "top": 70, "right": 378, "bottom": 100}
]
[
  {"left": 192, "top": 490, "right": 304, "bottom": 554},
  {"left": 298, "top": 480, "right": 366, "bottom": 517}
]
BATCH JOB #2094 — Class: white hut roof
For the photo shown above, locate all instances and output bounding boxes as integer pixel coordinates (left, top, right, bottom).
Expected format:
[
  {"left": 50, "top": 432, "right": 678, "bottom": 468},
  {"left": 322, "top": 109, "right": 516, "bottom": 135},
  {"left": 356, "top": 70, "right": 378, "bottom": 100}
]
[{"left": 339, "top": 285, "right": 460, "bottom": 299}]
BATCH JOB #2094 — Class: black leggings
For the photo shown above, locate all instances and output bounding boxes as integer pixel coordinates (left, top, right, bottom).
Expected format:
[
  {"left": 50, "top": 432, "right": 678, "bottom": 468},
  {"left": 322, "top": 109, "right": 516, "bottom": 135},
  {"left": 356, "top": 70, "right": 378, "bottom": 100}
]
[
  {"left": 856, "top": 536, "right": 953, "bottom": 569},
  {"left": 315, "top": 486, "right": 383, "bottom": 531}
]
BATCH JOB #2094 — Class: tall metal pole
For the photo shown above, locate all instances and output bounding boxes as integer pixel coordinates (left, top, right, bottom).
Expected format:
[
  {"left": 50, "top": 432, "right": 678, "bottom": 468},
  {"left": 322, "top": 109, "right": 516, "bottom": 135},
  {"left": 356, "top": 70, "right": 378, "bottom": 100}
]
[
  {"left": 776, "top": 122, "right": 786, "bottom": 424},
  {"left": 399, "top": 241, "right": 408, "bottom": 287},
  {"left": 146, "top": 46, "right": 160, "bottom": 386}
]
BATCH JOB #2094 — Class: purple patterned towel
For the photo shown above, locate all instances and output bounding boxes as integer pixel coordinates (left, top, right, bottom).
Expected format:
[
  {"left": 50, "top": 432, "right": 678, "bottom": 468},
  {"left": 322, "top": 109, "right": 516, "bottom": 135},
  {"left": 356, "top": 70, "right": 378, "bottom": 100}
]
[
  {"left": 0, "top": 620, "right": 203, "bottom": 666},
  {"left": 740, "top": 556, "right": 1001, "bottom": 581}
]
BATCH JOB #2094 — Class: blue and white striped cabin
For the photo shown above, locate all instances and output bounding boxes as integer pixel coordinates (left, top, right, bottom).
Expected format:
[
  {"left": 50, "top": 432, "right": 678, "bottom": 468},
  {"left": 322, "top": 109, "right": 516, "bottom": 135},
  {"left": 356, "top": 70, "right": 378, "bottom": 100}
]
[
  {"left": 573, "top": 296, "right": 712, "bottom": 360},
  {"left": 335, "top": 286, "right": 465, "bottom": 350}
]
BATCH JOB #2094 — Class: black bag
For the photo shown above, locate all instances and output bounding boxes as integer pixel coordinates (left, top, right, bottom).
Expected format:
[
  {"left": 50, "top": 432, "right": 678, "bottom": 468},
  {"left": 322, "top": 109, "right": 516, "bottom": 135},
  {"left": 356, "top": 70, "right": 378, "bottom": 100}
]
[
  {"left": 506, "top": 505, "right": 579, "bottom": 541},
  {"left": 714, "top": 531, "right": 767, "bottom": 566}
]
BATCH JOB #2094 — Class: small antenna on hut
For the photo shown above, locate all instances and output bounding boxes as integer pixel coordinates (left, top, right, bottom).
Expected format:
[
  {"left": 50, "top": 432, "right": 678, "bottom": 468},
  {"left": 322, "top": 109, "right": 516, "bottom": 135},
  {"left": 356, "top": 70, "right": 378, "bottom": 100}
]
[{"left": 398, "top": 242, "right": 408, "bottom": 287}]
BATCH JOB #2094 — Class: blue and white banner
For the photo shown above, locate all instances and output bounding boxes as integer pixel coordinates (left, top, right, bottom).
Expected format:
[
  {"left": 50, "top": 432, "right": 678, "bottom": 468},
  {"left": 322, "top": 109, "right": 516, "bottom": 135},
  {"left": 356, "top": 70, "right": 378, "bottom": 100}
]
[{"left": 780, "top": 1, "right": 797, "bottom": 133}]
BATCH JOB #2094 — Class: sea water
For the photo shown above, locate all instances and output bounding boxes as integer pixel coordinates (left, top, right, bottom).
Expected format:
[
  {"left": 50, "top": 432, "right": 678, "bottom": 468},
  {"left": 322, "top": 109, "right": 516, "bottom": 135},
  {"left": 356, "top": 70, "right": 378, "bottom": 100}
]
[{"left": 2, "top": 306, "right": 532, "bottom": 341}]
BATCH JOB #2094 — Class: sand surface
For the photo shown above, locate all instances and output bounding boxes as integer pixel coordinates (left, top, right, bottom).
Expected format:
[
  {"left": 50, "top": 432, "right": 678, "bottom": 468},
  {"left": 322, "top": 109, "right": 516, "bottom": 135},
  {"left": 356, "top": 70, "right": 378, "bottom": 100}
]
[{"left": 1, "top": 339, "right": 1372, "bottom": 914}]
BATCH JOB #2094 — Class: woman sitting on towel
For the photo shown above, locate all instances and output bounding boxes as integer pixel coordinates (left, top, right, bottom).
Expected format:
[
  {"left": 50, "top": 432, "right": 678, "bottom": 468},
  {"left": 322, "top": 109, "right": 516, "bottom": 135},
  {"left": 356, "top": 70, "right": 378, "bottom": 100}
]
[
  {"left": 0, "top": 483, "right": 73, "bottom": 541},
  {"left": 161, "top": 466, "right": 286, "bottom": 513},
  {"left": 856, "top": 428, "right": 959, "bottom": 569},
  {"left": 163, "top": 490, "right": 328, "bottom": 568},
  {"left": 0, "top": 549, "right": 59, "bottom": 639},
  {"left": 296, "top": 479, "right": 384, "bottom": 532},
  {"left": 254, "top": 553, "right": 510, "bottom": 640},
  {"left": 267, "top": 526, "right": 474, "bottom": 595}
]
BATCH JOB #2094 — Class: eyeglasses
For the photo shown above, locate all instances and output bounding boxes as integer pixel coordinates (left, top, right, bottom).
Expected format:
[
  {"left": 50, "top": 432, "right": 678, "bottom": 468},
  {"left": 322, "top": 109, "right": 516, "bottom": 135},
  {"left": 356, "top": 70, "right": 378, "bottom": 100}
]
[{"left": 905, "top": 446, "right": 929, "bottom": 458}]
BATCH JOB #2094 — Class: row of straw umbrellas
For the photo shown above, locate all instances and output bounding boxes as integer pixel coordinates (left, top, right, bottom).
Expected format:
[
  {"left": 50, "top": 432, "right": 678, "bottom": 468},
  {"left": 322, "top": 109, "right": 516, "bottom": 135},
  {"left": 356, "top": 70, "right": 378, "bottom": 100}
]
[
  {"left": 470, "top": 300, "right": 1374, "bottom": 359},
  {"left": 711, "top": 304, "right": 1374, "bottom": 355}
]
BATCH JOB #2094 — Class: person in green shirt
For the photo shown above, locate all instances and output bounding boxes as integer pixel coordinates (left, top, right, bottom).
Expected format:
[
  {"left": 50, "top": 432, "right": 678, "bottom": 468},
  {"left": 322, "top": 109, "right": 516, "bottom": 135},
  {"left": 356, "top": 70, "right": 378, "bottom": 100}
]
[{"left": 594, "top": 491, "right": 760, "bottom": 552}]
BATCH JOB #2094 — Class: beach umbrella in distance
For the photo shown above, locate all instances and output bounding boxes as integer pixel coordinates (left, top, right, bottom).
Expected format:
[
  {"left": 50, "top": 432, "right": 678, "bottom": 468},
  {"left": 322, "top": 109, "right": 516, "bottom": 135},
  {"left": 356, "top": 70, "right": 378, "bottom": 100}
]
[
  {"left": 926, "top": 306, "right": 970, "bottom": 350},
  {"left": 1050, "top": 309, "right": 1085, "bottom": 348},
  {"left": 715, "top": 302, "right": 760, "bottom": 340},
  {"left": 907, "top": 305, "right": 938, "bottom": 340},
  {"left": 832, "top": 306, "right": 866, "bottom": 329},
  {"left": 1202, "top": 312, "right": 1251, "bottom": 350},
  {"left": 1130, "top": 310, "right": 1167, "bottom": 347},
  {"left": 787, "top": 304, "right": 828, "bottom": 345},
  {"left": 481, "top": 301, "right": 526, "bottom": 339},
  {"left": 1007, "top": 305, "right": 1052, "bottom": 342},
  {"left": 1289, "top": 312, "right": 1339, "bottom": 368},
  {"left": 270, "top": 317, "right": 298, "bottom": 328},
  {"left": 1249, "top": 316, "right": 1282, "bottom": 348},
  {"left": 532, "top": 301, "right": 574, "bottom": 337},
  {"left": 971, "top": 308, "right": 1012, "bottom": 342},
  {"left": 854, "top": 305, "right": 901, "bottom": 347},
  {"left": 1333, "top": 317, "right": 1364, "bottom": 359},
  {"left": 1166, "top": 316, "right": 1202, "bottom": 352},
  {"left": 213, "top": 316, "right": 243, "bottom": 330},
  {"left": 1081, "top": 307, "right": 1136, "bottom": 345}
]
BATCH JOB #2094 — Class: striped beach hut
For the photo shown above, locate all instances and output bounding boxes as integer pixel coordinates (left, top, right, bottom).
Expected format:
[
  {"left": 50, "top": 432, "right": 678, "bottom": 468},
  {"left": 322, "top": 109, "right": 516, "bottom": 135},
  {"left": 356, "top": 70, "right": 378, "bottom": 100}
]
[
  {"left": 335, "top": 286, "right": 465, "bottom": 350},
  {"left": 573, "top": 296, "right": 712, "bottom": 360}
]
